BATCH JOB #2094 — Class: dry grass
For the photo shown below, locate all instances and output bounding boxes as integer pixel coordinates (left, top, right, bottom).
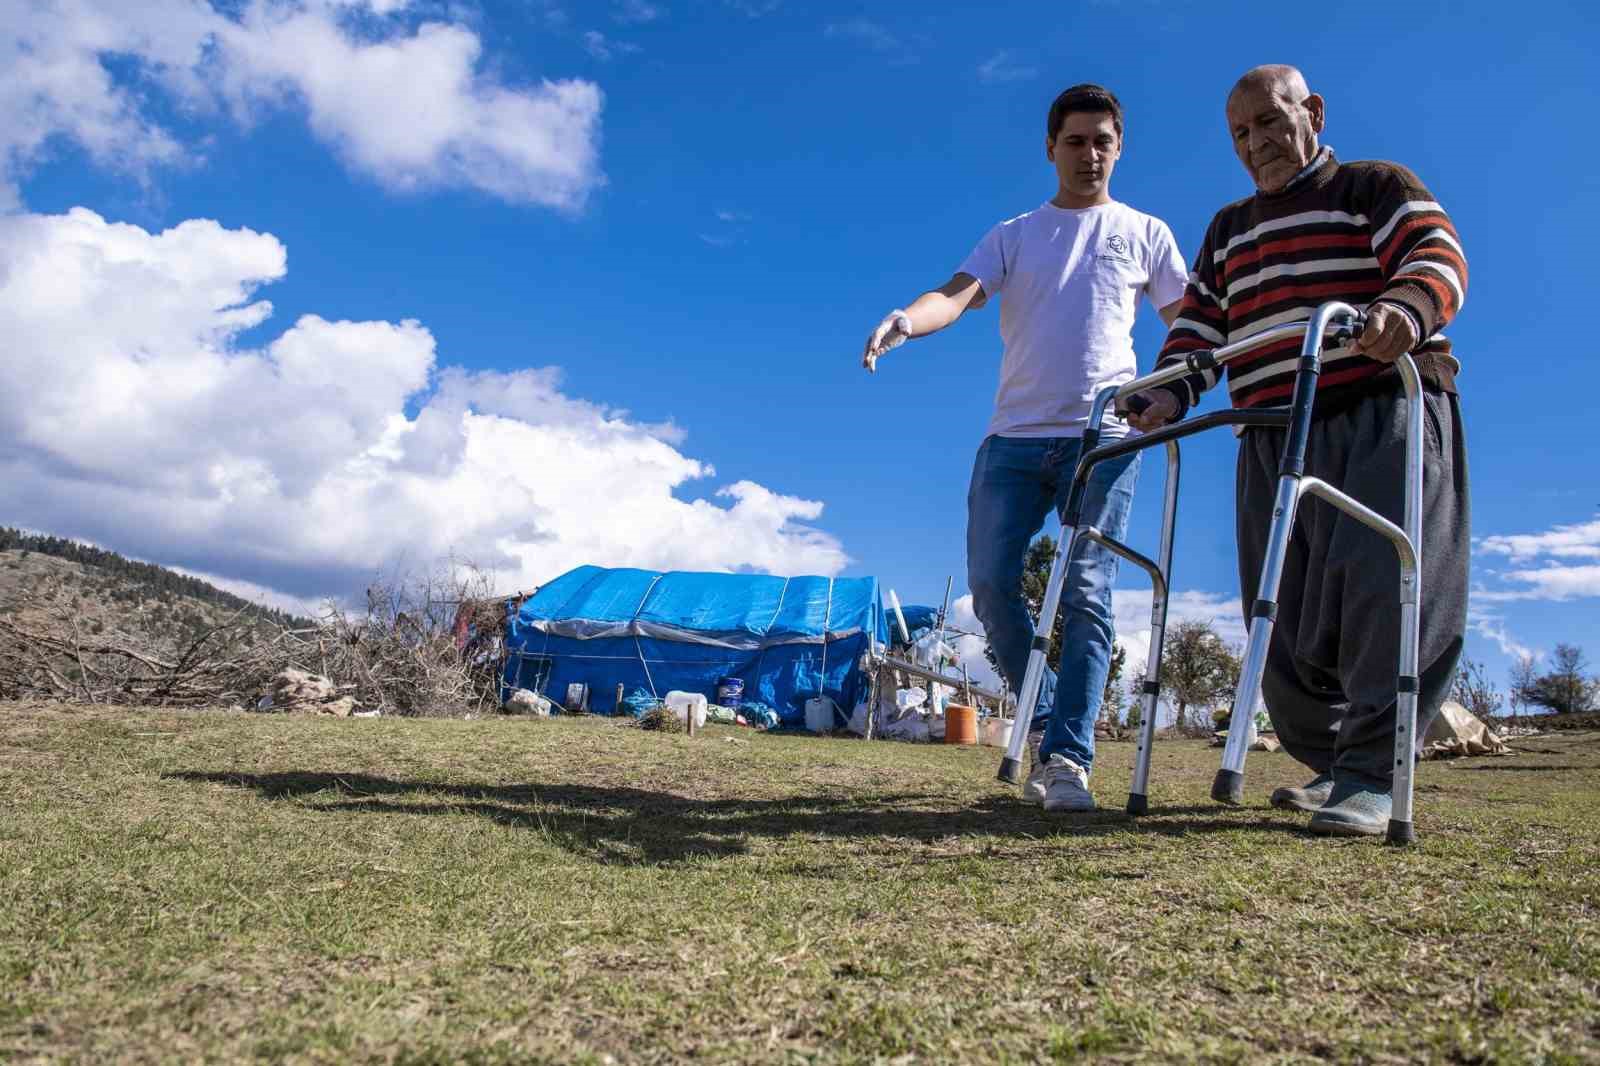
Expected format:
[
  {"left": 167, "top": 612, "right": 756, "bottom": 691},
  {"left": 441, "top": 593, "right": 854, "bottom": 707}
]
[{"left": 1, "top": 700, "right": 1598, "bottom": 1064}]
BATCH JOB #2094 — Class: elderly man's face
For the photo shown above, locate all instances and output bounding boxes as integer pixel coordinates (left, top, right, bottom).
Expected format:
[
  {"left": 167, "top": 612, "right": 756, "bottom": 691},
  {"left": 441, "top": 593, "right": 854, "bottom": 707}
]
[{"left": 1226, "top": 81, "right": 1325, "bottom": 193}]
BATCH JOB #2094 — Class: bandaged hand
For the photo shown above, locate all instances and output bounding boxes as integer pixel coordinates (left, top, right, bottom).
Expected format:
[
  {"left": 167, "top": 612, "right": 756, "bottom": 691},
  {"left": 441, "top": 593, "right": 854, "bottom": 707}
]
[{"left": 862, "top": 310, "right": 913, "bottom": 373}]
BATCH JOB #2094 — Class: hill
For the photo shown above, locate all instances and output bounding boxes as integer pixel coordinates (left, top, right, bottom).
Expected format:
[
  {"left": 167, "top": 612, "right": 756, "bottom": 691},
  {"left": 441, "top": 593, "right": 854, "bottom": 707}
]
[
  {"left": 0, "top": 527, "right": 314, "bottom": 649},
  {"left": 0, "top": 528, "right": 500, "bottom": 716}
]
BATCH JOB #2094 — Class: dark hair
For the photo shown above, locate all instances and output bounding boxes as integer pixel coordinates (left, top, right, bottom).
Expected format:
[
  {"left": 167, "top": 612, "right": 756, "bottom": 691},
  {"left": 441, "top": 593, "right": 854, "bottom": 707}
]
[{"left": 1047, "top": 84, "right": 1123, "bottom": 141}]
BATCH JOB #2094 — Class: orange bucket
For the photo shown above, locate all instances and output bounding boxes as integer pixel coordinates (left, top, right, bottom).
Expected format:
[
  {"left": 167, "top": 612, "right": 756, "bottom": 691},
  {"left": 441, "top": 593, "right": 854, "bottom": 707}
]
[{"left": 944, "top": 703, "right": 978, "bottom": 745}]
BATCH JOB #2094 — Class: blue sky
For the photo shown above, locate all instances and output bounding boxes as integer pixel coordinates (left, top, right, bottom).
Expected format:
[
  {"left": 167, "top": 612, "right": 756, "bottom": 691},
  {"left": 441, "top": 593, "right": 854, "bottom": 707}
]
[{"left": 4, "top": 0, "right": 1598, "bottom": 700}]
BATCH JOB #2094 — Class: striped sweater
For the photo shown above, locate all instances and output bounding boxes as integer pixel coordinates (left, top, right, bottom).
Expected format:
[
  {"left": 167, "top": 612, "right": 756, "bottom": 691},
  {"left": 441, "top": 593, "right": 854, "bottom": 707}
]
[{"left": 1156, "top": 150, "right": 1466, "bottom": 415}]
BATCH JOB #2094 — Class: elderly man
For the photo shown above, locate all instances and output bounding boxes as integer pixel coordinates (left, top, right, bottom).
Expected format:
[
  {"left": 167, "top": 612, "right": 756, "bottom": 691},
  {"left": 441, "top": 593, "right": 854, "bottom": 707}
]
[{"left": 1129, "top": 64, "right": 1468, "bottom": 836}]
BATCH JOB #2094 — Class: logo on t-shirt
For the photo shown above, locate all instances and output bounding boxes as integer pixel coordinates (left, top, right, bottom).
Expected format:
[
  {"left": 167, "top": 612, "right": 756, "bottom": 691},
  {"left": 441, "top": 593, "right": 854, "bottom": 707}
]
[{"left": 1102, "top": 234, "right": 1131, "bottom": 260}]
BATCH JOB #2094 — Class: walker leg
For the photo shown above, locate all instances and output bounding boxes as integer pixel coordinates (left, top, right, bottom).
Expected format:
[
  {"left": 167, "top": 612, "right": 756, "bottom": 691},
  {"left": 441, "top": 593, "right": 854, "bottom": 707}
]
[
  {"left": 1213, "top": 476, "right": 1302, "bottom": 804},
  {"left": 997, "top": 529, "right": 1077, "bottom": 785},
  {"left": 1386, "top": 685, "right": 1419, "bottom": 846},
  {"left": 1213, "top": 302, "right": 1358, "bottom": 807},
  {"left": 1386, "top": 360, "right": 1426, "bottom": 845},
  {"left": 1128, "top": 441, "right": 1180, "bottom": 816},
  {"left": 1386, "top": 599, "right": 1422, "bottom": 845}
]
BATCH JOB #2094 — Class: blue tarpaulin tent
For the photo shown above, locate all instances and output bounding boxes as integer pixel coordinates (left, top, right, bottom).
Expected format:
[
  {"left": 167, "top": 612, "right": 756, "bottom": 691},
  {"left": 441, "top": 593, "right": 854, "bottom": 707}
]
[{"left": 502, "top": 566, "right": 888, "bottom": 726}]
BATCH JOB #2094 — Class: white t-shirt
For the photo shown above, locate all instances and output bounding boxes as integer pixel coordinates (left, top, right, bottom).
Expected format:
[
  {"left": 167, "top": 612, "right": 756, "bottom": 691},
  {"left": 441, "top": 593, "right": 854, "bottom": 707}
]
[{"left": 958, "top": 200, "right": 1189, "bottom": 439}]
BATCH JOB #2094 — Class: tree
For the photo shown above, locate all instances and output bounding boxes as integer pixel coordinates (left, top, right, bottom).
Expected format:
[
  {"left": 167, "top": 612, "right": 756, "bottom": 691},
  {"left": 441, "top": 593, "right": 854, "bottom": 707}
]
[
  {"left": 1100, "top": 642, "right": 1127, "bottom": 724},
  {"left": 981, "top": 534, "right": 1127, "bottom": 719},
  {"left": 1518, "top": 643, "right": 1599, "bottom": 716},
  {"left": 1507, "top": 653, "right": 1538, "bottom": 727},
  {"left": 1450, "top": 657, "right": 1503, "bottom": 723},
  {"left": 1157, "top": 619, "right": 1242, "bottom": 734}
]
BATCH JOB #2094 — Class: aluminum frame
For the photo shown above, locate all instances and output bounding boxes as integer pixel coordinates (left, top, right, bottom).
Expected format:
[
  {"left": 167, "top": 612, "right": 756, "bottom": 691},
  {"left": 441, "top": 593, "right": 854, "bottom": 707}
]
[{"left": 994, "top": 301, "right": 1426, "bottom": 845}]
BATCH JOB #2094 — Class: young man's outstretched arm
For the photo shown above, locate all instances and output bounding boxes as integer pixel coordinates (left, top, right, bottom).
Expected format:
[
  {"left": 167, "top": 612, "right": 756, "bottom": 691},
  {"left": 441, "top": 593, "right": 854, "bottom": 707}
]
[
  {"left": 861, "top": 273, "right": 988, "bottom": 372},
  {"left": 865, "top": 278, "right": 1175, "bottom": 374}
]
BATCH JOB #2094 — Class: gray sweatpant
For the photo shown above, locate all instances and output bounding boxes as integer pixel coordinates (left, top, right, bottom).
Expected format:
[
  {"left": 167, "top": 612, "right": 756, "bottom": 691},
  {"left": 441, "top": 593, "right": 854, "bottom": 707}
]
[{"left": 1236, "top": 385, "right": 1469, "bottom": 783}]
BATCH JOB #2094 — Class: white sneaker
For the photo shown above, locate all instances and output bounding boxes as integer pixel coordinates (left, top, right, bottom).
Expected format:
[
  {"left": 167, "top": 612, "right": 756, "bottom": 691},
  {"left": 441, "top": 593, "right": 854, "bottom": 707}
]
[
  {"left": 1042, "top": 754, "right": 1096, "bottom": 812},
  {"left": 1022, "top": 736, "right": 1046, "bottom": 805}
]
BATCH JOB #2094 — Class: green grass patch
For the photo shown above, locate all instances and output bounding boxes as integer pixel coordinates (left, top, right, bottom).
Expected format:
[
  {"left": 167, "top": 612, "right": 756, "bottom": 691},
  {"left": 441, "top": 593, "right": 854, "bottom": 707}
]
[{"left": 2, "top": 701, "right": 1599, "bottom": 1063}]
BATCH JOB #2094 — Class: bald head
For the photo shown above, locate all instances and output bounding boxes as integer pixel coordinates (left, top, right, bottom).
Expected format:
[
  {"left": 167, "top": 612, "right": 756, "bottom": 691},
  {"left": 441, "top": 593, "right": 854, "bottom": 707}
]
[
  {"left": 1229, "top": 64, "right": 1311, "bottom": 109},
  {"left": 1225, "top": 64, "right": 1326, "bottom": 194}
]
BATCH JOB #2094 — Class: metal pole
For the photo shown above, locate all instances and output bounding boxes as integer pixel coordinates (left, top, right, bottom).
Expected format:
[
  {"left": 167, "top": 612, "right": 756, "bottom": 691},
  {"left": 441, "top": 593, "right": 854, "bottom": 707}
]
[
  {"left": 879, "top": 654, "right": 1006, "bottom": 705},
  {"left": 887, "top": 589, "right": 911, "bottom": 644},
  {"left": 1388, "top": 354, "right": 1425, "bottom": 845},
  {"left": 1128, "top": 439, "right": 1180, "bottom": 815},
  {"left": 1213, "top": 301, "right": 1361, "bottom": 805},
  {"left": 997, "top": 534, "right": 1073, "bottom": 784},
  {"left": 1215, "top": 474, "right": 1302, "bottom": 803},
  {"left": 934, "top": 575, "right": 953, "bottom": 653}
]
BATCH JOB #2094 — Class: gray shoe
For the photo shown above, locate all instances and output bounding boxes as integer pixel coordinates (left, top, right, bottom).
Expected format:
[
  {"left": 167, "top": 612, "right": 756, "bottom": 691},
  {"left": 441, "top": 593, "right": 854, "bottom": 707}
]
[
  {"left": 1042, "top": 754, "right": 1096, "bottom": 813},
  {"left": 1022, "top": 734, "right": 1046, "bottom": 805},
  {"left": 1269, "top": 772, "right": 1335, "bottom": 813},
  {"left": 1308, "top": 774, "right": 1392, "bottom": 837}
]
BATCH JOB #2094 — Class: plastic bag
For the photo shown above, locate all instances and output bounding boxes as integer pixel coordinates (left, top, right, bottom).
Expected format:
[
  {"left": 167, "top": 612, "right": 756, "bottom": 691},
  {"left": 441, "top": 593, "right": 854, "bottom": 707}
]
[
  {"left": 740, "top": 701, "right": 780, "bottom": 730},
  {"left": 619, "top": 687, "right": 661, "bottom": 718}
]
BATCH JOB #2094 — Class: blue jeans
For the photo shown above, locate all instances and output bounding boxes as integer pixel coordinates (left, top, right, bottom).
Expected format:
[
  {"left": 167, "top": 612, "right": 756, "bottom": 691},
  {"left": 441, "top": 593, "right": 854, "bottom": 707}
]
[{"left": 966, "top": 434, "right": 1139, "bottom": 771}]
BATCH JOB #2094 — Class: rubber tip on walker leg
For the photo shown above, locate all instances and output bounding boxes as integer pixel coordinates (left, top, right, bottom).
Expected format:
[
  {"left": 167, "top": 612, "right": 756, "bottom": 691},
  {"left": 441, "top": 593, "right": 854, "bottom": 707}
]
[
  {"left": 1211, "top": 769, "right": 1245, "bottom": 806},
  {"left": 1385, "top": 819, "right": 1416, "bottom": 846},
  {"left": 1125, "top": 793, "right": 1148, "bottom": 816},
  {"left": 997, "top": 756, "right": 1022, "bottom": 786}
]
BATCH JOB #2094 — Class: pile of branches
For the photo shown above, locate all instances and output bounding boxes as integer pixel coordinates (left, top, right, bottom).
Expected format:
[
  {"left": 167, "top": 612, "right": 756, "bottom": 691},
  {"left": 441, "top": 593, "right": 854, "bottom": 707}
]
[
  {"left": 0, "top": 564, "right": 511, "bottom": 717},
  {"left": 313, "top": 567, "right": 506, "bottom": 716},
  {"left": 0, "top": 604, "right": 299, "bottom": 707}
]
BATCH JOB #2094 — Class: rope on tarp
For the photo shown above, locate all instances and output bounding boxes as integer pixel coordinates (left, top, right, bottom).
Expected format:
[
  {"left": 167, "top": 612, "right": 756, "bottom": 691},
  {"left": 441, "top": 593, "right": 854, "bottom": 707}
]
[
  {"left": 749, "top": 576, "right": 790, "bottom": 695},
  {"left": 818, "top": 577, "right": 834, "bottom": 698},
  {"left": 630, "top": 573, "right": 664, "bottom": 698}
]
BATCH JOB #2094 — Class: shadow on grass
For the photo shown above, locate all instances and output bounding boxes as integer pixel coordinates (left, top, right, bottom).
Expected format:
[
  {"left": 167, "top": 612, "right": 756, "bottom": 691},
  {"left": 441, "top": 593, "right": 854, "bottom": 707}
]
[{"left": 166, "top": 770, "right": 1311, "bottom": 866}]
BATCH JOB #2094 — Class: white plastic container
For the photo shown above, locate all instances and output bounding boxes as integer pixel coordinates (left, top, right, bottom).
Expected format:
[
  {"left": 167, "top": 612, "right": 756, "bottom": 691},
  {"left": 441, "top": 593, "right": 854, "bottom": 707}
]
[
  {"left": 979, "top": 717, "right": 1013, "bottom": 749},
  {"left": 804, "top": 695, "right": 839, "bottom": 733},
  {"left": 664, "top": 690, "right": 708, "bottom": 729}
]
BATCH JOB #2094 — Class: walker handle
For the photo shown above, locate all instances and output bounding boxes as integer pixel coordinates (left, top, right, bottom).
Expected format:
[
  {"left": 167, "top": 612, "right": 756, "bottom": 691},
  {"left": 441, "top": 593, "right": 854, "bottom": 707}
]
[
  {"left": 1329, "top": 314, "right": 1366, "bottom": 346},
  {"left": 1106, "top": 312, "right": 1369, "bottom": 419}
]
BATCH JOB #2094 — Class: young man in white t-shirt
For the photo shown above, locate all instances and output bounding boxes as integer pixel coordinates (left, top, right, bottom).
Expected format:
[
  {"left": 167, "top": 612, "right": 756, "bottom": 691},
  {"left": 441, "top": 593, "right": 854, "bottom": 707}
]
[{"left": 862, "top": 84, "right": 1187, "bottom": 811}]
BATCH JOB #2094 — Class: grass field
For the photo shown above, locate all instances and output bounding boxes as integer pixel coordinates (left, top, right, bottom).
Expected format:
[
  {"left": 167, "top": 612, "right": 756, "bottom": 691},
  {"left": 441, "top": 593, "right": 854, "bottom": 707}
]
[{"left": 2, "top": 701, "right": 1598, "bottom": 1064}]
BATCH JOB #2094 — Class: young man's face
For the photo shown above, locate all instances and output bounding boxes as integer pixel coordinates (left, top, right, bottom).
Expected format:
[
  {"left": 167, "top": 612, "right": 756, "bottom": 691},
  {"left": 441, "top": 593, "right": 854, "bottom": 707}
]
[
  {"left": 1225, "top": 82, "right": 1325, "bottom": 193},
  {"left": 1046, "top": 111, "right": 1121, "bottom": 202}
]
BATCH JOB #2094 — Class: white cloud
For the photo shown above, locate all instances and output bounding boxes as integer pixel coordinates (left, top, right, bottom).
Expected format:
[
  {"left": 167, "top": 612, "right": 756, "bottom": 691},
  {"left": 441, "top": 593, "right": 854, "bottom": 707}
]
[
  {"left": 582, "top": 29, "right": 640, "bottom": 61},
  {"left": 612, "top": 0, "right": 663, "bottom": 24},
  {"left": 1474, "top": 514, "right": 1600, "bottom": 603},
  {"left": 0, "top": 0, "right": 604, "bottom": 210},
  {"left": 1467, "top": 604, "right": 1539, "bottom": 662},
  {"left": 1478, "top": 516, "right": 1600, "bottom": 562},
  {"left": 0, "top": 208, "right": 849, "bottom": 602},
  {"left": 1111, "top": 588, "right": 1244, "bottom": 678},
  {"left": 824, "top": 18, "right": 900, "bottom": 53},
  {"left": 976, "top": 50, "right": 1037, "bottom": 84},
  {"left": 172, "top": 566, "right": 329, "bottom": 620},
  {"left": 724, "top": 0, "right": 781, "bottom": 16},
  {"left": 947, "top": 594, "right": 1002, "bottom": 692},
  {"left": 1484, "top": 565, "right": 1600, "bottom": 602}
]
